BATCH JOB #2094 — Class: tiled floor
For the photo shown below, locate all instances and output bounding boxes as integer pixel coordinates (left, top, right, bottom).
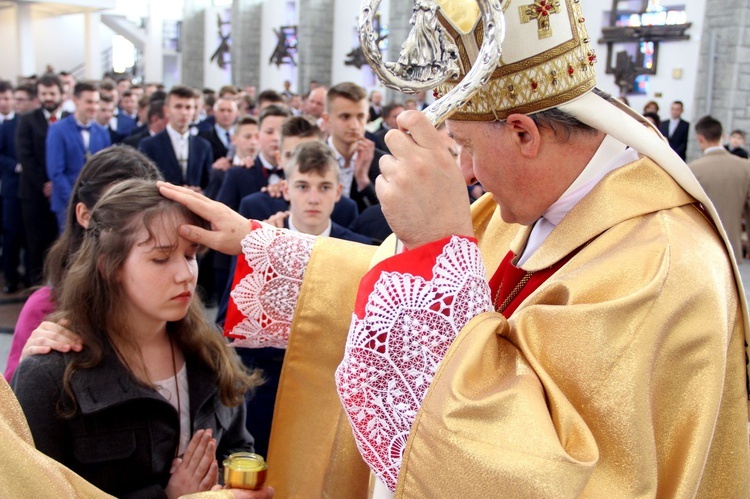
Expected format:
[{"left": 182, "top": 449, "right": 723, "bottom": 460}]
[{"left": 4, "top": 264, "right": 750, "bottom": 375}]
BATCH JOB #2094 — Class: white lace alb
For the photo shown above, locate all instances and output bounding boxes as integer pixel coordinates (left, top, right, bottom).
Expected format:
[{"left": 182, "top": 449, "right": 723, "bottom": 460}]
[
  {"left": 335, "top": 236, "right": 493, "bottom": 491},
  {"left": 227, "top": 224, "right": 316, "bottom": 348}
]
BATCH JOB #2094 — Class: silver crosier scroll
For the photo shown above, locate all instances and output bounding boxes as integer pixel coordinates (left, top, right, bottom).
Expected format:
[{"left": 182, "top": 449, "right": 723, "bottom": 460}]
[{"left": 359, "top": 0, "right": 506, "bottom": 127}]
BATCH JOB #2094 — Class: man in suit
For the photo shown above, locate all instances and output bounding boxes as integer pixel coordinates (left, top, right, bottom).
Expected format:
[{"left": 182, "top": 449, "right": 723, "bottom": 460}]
[
  {"left": 16, "top": 73, "right": 67, "bottom": 284},
  {"left": 323, "top": 82, "right": 383, "bottom": 212},
  {"left": 0, "top": 84, "right": 36, "bottom": 292},
  {"left": 139, "top": 86, "right": 213, "bottom": 191},
  {"left": 94, "top": 96, "right": 123, "bottom": 144},
  {"left": 689, "top": 115, "right": 750, "bottom": 262},
  {"left": 108, "top": 89, "right": 137, "bottom": 138},
  {"left": 198, "top": 96, "right": 238, "bottom": 173},
  {"left": 659, "top": 100, "right": 690, "bottom": 161},
  {"left": 368, "top": 90, "right": 383, "bottom": 123},
  {"left": 372, "top": 102, "right": 404, "bottom": 154},
  {"left": 46, "top": 82, "right": 111, "bottom": 230},
  {"left": 123, "top": 99, "right": 167, "bottom": 149},
  {"left": 0, "top": 80, "right": 14, "bottom": 125},
  {"left": 725, "top": 130, "right": 749, "bottom": 159}
]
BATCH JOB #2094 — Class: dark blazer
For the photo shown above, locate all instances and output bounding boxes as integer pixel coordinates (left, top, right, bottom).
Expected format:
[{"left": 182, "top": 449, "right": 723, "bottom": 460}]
[
  {"left": 46, "top": 116, "right": 111, "bottom": 214},
  {"left": 659, "top": 118, "right": 690, "bottom": 161},
  {"left": 0, "top": 117, "right": 20, "bottom": 198},
  {"left": 12, "top": 348, "right": 253, "bottom": 499},
  {"left": 348, "top": 148, "right": 384, "bottom": 213},
  {"left": 369, "top": 105, "right": 382, "bottom": 123},
  {"left": 16, "top": 108, "right": 63, "bottom": 201},
  {"left": 199, "top": 126, "right": 230, "bottom": 163},
  {"left": 113, "top": 112, "right": 137, "bottom": 136},
  {"left": 726, "top": 145, "right": 750, "bottom": 159},
  {"left": 197, "top": 115, "right": 216, "bottom": 133},
  {"left": 122, "top": 128, "right": 151, "bottom": 149},
  {"left": 373, "top": 127, "right": 390, "bottom": 154},
  {"left": 139, "top": 130, "right": 213, "bottom": 188},
  {"left": 216, "top": 156, "right": 271, "bottom": 212},
  {"left": 349, "top": 204, "right": 393, "bottom": 245},
  {"left": 239, "top": 191, "right": 360, "bottom": 229}
]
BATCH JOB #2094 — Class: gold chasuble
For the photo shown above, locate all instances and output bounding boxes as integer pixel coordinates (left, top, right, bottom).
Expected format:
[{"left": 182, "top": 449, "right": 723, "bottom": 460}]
[{"left": 267, "top": 157, "right": 749, "bottom": 497}]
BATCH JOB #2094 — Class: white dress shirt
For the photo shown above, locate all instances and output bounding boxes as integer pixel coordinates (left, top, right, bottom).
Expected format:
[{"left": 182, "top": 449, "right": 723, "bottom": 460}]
[
  {"left": 166, "top": 124, "right": 190, "bottom": 177},
  {"left": 518, "top": 134, "right": 640, "bottom": 266},
  {"left": 328, "top": 137, "right": 357, "bottom": 197}
]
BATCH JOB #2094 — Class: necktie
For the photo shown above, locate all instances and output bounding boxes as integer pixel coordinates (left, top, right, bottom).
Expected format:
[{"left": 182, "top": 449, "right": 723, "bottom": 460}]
[
  {"left": 49, "top": 115, "right": 57, "bottom": 124},
  {"left": 226, "top": 130, "right": 232, "bottom": 145}
]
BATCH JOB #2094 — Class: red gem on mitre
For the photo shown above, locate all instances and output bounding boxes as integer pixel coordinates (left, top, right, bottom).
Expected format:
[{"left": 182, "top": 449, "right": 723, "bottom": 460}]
[
  {"left": 568, "top": 65, "right": 575, "bottom": 75},
  {"left": 531, "top": 80, "right": 539, "bottom": 90},
  {"left": 433, "top": 90, "right": 439, "bottom": 98}
]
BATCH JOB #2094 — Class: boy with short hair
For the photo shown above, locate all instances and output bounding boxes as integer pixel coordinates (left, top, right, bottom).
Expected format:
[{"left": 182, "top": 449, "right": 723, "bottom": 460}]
[
  {"left": 269, "top": 141, "right": 370, "bottom": 243},
  {"left": 725, "top": 129, "right": 749, "bottom": 159}
]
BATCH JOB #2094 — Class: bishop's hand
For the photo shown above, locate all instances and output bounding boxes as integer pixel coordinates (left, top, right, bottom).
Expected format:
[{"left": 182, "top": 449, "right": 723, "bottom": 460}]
[{"left": 378, "top": 110, "right": 474, "bottom": 249}]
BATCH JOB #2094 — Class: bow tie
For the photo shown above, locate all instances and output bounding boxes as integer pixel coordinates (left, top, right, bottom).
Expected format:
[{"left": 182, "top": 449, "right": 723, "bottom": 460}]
[{"left": 76, "top": 123, "right": 92, "bottom": 132}]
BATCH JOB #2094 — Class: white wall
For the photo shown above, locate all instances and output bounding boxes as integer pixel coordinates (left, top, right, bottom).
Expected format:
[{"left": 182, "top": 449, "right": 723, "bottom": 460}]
[
  {"left": 581, "top": 0, "right": 706, "bottom": 122},
  {"left": 259, "top": 0, "right": 295, "bottom": 92},
  {"left": 0, "top": 8, "right": 20, "bottom": 81}
]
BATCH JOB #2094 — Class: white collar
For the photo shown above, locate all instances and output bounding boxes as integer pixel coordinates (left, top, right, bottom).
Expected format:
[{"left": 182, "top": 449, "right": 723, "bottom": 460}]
[
  {"left": 258, "top": 153, "right": 276, "bottom": 170},
  {"left": 704, "top": 146, "right": 726, "bottom": 155},
  {"left": 166, "top": 123, "right": 190, "bottom": 141},
  {"left": 1, "top": 112, "right": 15, "bottom": 121},
  {"left": 43, "top": 108, "right": 62, "bottom": 121},
  {"left": 518, "top": 134, "right": 638, "bottom": 265},
  {"left": 327, "top": 136, "right": 358, "bottom": 168},
  {"left": 288, "top": 214, "right": 332, "bottom": 237}
]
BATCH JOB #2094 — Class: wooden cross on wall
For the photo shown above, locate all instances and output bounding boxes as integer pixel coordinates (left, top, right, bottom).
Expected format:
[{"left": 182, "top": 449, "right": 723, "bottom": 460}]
[{"left": 519, "top": 0, "right": 561, "bottom": 39}]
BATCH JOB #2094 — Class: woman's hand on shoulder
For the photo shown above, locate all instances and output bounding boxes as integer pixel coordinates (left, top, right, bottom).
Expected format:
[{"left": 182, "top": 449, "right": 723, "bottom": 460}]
[{"left": 20, "top": 320, "right": 83, "bottom": 361}]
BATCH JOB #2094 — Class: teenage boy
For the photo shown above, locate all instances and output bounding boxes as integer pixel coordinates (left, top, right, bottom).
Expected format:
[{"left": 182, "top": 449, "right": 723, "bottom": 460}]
[
  {"left": 270, "top": 141, "right": 370, "bottom": 243},
  {"left": 215, "top": 104, "right": 290, "bottom": 212},
  {"left": 139, "top": 86, "right": 213, "bottom": 191},
  {"left": 239, "top": 116, "right": 358, "bottom": 228},
  {"left": 322, "top": 82, "right": 383, "bottom": 212},
  {"left": 46, "top": 82, "right": 111, "bottom": 229}
]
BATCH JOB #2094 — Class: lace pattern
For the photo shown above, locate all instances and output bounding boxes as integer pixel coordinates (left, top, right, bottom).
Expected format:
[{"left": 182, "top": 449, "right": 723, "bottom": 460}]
[
  {"left": 226, "top": 225, "right": 316, "bottom": 349},
  {"left": 335, "top": 236, "right": 493, "bottom": 491}
]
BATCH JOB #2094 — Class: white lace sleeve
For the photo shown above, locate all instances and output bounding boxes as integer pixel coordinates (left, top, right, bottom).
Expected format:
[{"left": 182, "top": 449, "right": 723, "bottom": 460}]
[
  {"left": 226, "top": 224, "right": 316, "bottom": 349},
  {"left": 335, "top": 236, "right": 493, "bottom": 492}
]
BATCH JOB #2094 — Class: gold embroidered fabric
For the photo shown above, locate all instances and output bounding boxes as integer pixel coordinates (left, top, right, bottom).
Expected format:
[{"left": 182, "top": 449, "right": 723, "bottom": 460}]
[
  {"left": 395, "top": 158, "right": 750, "bottom": 497},
  {"left": 265, "top": 236, "right": 378, "bottom": 498}
]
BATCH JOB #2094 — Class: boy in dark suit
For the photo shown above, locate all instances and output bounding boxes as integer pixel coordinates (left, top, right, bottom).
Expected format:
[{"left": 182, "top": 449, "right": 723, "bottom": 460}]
[
  {"left": 323, "top": 82, "right": 383, "bottom": 212},
  {"left": 658, "top": 100, "right": 690, "bottom": 161},
  {"left": 139, "top": 86, "right": 213, "bottom": 192},
  {"left": 46, "top": 82, "right": 111, "bottom": 230},
  {"left": 0, "top": 84, "right": 36, "bottom": 292},
  {"left": 15, "top": 73, "right": 65, "bottom": 284},
  {"left": 215, "top": 104, "right": 290, "bottom": 212}
]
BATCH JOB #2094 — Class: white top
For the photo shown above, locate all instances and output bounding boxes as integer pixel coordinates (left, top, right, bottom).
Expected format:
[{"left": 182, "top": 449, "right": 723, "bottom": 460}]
[
  {"left": 153, "top": 362, "right": 191, "bottom": 456},
  {"left": 328, "top": 137, "right": 357, "bottom": 198},
  {"left": 288, "top": 215, "right": 332, "bottom": 237},
  {"left": 166, "top": 124, "right": 190, "bottom": 178},
  {"left": 258, "top": 152, "right": 282, "bottom": 185},
  {"left": 74, "top": 118, "right": 91, "bottom": 152},
  {"left": 518, "top": 134, "right": 639, "bottom": 266}
]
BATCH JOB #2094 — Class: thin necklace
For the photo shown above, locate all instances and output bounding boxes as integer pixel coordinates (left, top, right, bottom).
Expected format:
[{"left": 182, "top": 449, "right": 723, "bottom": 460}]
[{"left": 169, "top": 338, "right": 182, "bottom": 458}]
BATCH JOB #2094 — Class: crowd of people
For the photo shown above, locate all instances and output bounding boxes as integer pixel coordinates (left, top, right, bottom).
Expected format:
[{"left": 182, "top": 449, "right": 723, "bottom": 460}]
[
  {"left": 0, "top": 69, "right": 474, "bottom": 497},
  {"left": 0, "top": 0, "right": 749, "bottom": 495}
]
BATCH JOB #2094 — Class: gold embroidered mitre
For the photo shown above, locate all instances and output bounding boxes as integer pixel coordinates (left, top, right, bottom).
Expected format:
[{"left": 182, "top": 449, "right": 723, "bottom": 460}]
[{"left": 433, "top": 0, "right": 597, "bottom": 120}]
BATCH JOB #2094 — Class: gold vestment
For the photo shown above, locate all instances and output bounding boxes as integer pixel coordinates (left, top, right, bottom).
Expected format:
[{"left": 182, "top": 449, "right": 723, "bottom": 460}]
[{"left": 268, "top": 157, "right": 750, "bottom": 497}]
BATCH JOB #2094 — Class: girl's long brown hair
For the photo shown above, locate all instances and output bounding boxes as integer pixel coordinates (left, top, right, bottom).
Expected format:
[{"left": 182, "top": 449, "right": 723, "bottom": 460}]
[{"left": 56, "top": 179, "right": 261, "bottom": 414}]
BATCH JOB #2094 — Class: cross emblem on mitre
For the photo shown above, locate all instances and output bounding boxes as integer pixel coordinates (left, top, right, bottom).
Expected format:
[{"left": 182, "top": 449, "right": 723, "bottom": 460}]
[{"left": 519, "top": 0, "right": 561, "bottom": 39}]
